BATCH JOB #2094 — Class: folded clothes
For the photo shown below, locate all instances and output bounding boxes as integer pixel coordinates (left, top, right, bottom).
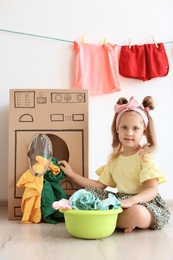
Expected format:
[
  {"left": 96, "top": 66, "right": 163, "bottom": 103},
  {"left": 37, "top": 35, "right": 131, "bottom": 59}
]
[{"left": 53, "top": 189, "right": 121, "bottom": 210}]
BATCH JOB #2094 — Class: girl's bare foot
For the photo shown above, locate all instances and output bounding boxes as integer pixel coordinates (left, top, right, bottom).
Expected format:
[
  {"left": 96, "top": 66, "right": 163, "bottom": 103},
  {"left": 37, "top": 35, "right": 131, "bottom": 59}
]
[{"left": 124, "top": 226, "right": 136, "bottom": 233}]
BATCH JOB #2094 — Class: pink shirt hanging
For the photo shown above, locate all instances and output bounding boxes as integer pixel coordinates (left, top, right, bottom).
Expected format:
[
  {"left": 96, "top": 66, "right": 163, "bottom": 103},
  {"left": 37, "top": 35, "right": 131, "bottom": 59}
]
[{"left": 73, "top": 42, "right": 121, "bottom": 95}]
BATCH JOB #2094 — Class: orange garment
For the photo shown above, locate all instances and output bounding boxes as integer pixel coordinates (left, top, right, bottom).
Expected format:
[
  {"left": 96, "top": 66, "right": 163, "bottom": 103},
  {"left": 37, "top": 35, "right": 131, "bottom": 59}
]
[
  {"left": 17, "top": 170, "right": 43, "bottom": 224},
  {"left": 73, "top": 42, "right": 121, "bottom": 95},
  {"left": 17, "top": 156, "right": 61, "bottom": 224}
]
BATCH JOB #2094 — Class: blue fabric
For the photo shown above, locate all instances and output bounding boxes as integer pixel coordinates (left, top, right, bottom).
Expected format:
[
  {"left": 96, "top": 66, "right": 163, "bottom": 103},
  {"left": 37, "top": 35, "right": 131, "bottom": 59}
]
[
  {"left": 96, "top": 193, "right": 121, "bottom": 210},
  {"left": 69, "top": 189, "right": 121, "bottom": 210}
]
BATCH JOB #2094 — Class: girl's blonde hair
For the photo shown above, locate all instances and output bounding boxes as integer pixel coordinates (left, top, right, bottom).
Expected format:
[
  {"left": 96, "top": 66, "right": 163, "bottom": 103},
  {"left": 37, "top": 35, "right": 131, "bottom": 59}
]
[{"left": 110, "top": 96, "right": 157, "bottom": 160}]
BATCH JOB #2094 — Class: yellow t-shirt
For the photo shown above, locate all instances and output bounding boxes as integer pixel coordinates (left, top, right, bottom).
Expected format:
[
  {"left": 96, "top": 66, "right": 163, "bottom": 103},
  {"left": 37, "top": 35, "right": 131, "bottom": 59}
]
[{"left": 96, "top": 152, "right": 166, "bottom": 194}]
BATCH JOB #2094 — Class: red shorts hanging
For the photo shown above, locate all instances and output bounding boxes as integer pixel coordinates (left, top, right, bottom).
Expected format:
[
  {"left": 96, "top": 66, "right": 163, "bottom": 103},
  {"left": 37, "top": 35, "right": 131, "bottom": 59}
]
[
  {"left": 119, "top": 43, "right": 169, "bottom": 81},
  {"left": 73, "top": 42, "right": 121, "bottom": 95}
]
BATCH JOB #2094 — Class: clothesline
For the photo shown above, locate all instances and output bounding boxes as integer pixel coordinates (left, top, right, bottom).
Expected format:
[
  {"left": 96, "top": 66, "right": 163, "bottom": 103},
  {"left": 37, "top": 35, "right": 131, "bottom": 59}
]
[
  {"left": 0, "top": 28, "right": 173, "bottom": 46},
  {"left": 0, "top": 28, "right": 74, "bottom": 43}
]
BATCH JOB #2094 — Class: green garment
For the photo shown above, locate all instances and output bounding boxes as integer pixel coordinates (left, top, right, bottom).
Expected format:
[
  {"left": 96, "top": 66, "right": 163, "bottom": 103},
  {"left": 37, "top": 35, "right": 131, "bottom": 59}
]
[{"left": 41, "top": 157, "right": 67, "bottom": 224}]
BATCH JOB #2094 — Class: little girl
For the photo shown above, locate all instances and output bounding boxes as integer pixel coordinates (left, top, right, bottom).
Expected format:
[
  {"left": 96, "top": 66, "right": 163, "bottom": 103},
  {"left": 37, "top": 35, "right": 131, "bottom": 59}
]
[{"left": 59, "top": 96, "right": 170, "bottom": 233}]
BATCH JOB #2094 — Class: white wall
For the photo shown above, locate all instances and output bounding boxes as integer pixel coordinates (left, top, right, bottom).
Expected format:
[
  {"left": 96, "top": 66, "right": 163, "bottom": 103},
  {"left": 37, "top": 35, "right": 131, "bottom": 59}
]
[{"left": 0, "top": 0, "right": 173, "bottom": 201}]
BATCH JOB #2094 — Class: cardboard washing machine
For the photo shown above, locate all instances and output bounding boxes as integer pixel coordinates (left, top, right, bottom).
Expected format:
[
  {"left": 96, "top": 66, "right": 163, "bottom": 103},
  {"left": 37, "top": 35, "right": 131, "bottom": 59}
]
[{"left": 8, "top": 89, "right": 88, "bottom": 220}]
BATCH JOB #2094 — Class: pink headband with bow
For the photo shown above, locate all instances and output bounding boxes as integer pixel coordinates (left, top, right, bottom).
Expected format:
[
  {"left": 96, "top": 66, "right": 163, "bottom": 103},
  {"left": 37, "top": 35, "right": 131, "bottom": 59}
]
[{"left": 114, "top": 96, "right": 148, "bottom": 128}]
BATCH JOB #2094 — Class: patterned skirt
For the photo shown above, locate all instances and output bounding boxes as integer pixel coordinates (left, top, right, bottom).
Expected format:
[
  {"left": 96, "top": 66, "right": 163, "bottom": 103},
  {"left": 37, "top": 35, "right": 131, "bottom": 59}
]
[{"left": 85, "top": 187, "right": 170, "bottom": 230}]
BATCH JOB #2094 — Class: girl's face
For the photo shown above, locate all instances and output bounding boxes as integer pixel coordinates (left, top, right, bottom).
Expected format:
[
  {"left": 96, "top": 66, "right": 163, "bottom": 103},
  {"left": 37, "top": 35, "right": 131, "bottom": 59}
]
[{"left": 117, "top": 111, "right": 145, "bottom": 153}]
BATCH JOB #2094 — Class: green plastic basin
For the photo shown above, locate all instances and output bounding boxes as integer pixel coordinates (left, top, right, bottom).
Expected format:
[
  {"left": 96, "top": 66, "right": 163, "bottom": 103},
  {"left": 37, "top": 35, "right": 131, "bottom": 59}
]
[{"left": 60, "top": 208, "right": 123, "bottom": 239}]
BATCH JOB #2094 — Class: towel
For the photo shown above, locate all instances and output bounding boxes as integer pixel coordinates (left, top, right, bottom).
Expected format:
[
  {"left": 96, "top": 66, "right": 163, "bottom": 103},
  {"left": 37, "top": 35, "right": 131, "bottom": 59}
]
[
  {"left": 69, "top": 189, "right": 121, "bottom": 210},
  {"left": 41, "top": 157, "right": 67, "bottom": 224}
]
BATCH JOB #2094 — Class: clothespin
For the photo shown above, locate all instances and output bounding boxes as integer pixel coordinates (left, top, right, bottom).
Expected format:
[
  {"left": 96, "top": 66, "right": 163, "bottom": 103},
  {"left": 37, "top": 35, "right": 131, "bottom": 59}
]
[
  {"left": 81, "top": 35, "right": 84, "bottom": 45},
  {"left": 151, "top": 35, "right": 158, "bottom": 48},
  {"left": 103, "top": 37, "right": 106, "bottom": 46},
  {"left": 129, "top": 38, "right": 131, "bottom": 49}
]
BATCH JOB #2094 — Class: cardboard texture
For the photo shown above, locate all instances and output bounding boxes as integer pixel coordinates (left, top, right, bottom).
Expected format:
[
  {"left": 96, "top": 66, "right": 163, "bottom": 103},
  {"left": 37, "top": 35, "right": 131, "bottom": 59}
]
[{"left": 8, "top": 89, "right": 88, "bottom": 220}]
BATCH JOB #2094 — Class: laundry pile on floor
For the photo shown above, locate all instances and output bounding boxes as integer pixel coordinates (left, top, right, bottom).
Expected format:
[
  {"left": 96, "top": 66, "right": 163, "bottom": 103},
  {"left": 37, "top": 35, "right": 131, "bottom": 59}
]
[{"left": 17, "top": 156, "right": 67, "bottom": 224}]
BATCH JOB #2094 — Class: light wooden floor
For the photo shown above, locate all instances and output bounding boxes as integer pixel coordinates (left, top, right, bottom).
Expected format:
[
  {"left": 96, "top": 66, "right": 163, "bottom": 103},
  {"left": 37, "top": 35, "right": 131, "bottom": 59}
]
[{"left": 0, "top": 203, "right": 173, "bottom": 260}]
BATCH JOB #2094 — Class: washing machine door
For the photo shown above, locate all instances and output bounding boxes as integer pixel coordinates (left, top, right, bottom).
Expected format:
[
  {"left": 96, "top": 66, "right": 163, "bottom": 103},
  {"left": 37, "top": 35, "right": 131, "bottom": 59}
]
[{"left": 27, "top": 133, "right": 53, "bottom": 176}]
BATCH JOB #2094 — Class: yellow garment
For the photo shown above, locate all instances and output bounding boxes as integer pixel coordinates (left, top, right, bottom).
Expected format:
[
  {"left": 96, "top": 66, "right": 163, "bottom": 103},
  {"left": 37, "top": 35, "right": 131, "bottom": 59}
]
[
  {"left": 17, "top": 170, "right": 43, "bottom": 224},
  {"left": 16, "top": 156, "right": 61, "bottom": 224},
  {"left": 96, "top": 152, "right": 167, "bottom": 194},
  {"left": 32, "top": 156, "right": 49, "bottom": 174},
  {"left": 49, "top": 161, "right": 61, "bottom": 175},
  {"left": 34, "top": 156, "right": 61, "bottom": 175}
]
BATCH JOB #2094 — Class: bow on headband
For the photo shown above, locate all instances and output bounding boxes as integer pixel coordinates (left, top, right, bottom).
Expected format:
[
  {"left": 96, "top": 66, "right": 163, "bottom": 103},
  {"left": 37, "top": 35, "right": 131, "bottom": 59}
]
[{"left": 114, "top": 96, "right": 148, "bottom": 128}]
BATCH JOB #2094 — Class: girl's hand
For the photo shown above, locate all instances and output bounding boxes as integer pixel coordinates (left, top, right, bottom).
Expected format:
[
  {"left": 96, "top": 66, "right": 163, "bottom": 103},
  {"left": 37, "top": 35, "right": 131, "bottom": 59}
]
[
  {"left": 120, "top": 198, "right": 135, "bottom": 208},
  {"left": 58, "top": 160, "right": 75, "bottom": 177},
  {"left": 59, "top": 160, "right": 107, "bottom": 189},
  {"left": 120, "top": 179, "right": 158, "bottom": 208}
]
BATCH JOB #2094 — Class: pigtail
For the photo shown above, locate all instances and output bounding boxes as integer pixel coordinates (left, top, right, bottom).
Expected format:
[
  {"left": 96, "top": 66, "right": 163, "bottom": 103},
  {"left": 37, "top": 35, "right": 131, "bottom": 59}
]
[
  {"left": 142, "top": 96, "right": 154, "bottom": 111},
  {"left": 117, "top": 97, "right": 129, "bottom": 105},
  {"left": 140, "top": 96, "right": 157, "bottom": 157}
]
